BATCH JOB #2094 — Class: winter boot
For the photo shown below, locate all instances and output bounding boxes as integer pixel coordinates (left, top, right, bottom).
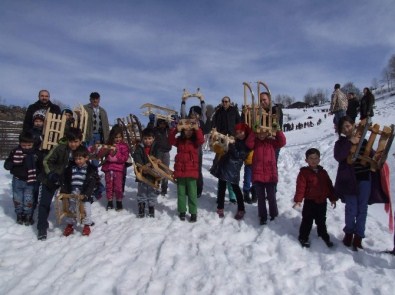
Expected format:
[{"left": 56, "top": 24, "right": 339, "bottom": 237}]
[
  {"left": 115, "top": 201, "right": 123, "bottom": 211},
  {"left": 137, "top": 202, "right": 145, "bottom": 218},
  {"left": 216, "top": 208, "right": 224, "bottom": 218},
  {"left": 82, "top": 225, "right": 91, "bottom": 236},
  {"left": 342, "top": 233, "right": 353, "bottom": 247},
  {"left": 234, "top": 210, "right": 245, "bottom": 220},
  {"left": 243, "top": 191, "right": 252, "bottom": 204},
  {"left": 24, "top": 215, "right": 34, "bottom": 226},
  {"left": 179, "top": 212, "right": 186, "bottom": 221},
  {"left": 37, "top": 229, "right": 47, "bottom": 241},
  {"left": 16, "top": 214, "right": 24, "bottom": 225},
  {"left": 63, "top": 224, "right": 74, "bottom": 237},
  {"left": 260, "top": 217, "right": 267, "bottom": 225},
  {"left": 106, "top": 200, "right": 114, "bottom": 210},
  {"left": 161, "top": 187, "right": 167, "bottom": 196},
  {"left": 299, "top": 238, "right": 311, "bottom": 248},
  {"left": 250, "top": 186, "right": 257, "bottom": 203},
  {"left": 189, "top": 214, "right": 197, "bottom": 223},
  {"left": 148, "top": 206, "right": 155, "bottom": 218},
  {"left": 352, "top": 235, "right": 363, "bottom": 250}
]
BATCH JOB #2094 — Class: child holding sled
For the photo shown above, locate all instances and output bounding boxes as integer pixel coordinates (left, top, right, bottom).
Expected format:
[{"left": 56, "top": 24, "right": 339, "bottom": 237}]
[
  {"left": 246, "top": 127, "right": 286, "bottom": 225},
  {"left": 169, "top": 119, "right": 205, "bottom": 222},
  {"left": 293, "top": 148, "right": 337, "bottom": 248},
  {"left": 210, "top": 123, "right": 250, "bottom": 220},
  {"left": 60, "top": 146, "right": 99, "bottom": 236},
  {"left": 99, "top": 124, "right": 129, "bottom": 211}
]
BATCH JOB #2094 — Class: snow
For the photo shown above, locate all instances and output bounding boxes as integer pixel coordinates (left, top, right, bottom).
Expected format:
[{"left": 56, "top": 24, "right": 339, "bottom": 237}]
[{"left": 1, "top": 97, "right": 395, "bottom": 295}]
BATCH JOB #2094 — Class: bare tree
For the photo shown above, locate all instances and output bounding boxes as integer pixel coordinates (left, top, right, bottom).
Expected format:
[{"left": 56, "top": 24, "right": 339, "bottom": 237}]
[
  {"left": 382, "top": 68, "right": 392, "bottom": 92},
  {"left": 304, "top": 88, "right": 327, "bottom": 106},
  {"left": 341, "top": 82, "right": 361, "bottom": 97}
]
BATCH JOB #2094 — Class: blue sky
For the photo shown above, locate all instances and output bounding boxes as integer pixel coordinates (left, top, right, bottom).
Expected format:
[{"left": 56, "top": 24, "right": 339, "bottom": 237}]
[{"left": 1, "top": 0, "right": 394, "bottom": 123}]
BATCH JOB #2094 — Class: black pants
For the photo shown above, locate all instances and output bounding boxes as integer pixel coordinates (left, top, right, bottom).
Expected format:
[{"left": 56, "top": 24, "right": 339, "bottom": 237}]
[
  {"left": 217, "top": 179, "right": 245, "bottom": 211},
  {"left": 299, "top": 200, "right": 329, "bottom": 241},
  {"left": 197, "top": 147, "right": 203, "bottom": 196},
  {"left": 37, "top": 184, "right": 57, "bottom": 231}
]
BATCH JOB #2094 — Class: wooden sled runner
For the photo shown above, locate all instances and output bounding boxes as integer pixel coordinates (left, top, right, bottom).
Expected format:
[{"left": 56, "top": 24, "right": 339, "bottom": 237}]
[
  {"left": 348, "top": 118, "right": 395, "bottom": 172},
  {"left": 182, "top": 88, "right": 204, "bottom": 100},
  {"left": 56, "top": 193, "right": 86, "bottom": 224},
  {"left": 208, "top": 128, "right": 235, "bottom": 153},
  {"left": 140, "top": 103, "right": 178, "bottom": 123},
  {"left": 148, "top": 156, "right": 175, "bottom": 184},
  {"left": 134, "top": 155, "right": 175, "bottom": 190},
  {"left": 242, "top": 81, "right": 279, "bottom": 136},
  {"left": 72, "top": 104, "right": 88, "bottom": 142},
  {"left": 117, "top": 114, "right": 143, "bottom": 155},
  {"left": 177, "top": 118, "right": 199, "bottom": 132}
]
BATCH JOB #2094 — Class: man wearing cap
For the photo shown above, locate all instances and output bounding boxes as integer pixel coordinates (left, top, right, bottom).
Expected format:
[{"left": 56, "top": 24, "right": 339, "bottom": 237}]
[
  {"left": 23, "top": 90, "right": 61, "bottom": 132},
  {"left": 84, "top": 92, "right": 110, "bottom": 145}
]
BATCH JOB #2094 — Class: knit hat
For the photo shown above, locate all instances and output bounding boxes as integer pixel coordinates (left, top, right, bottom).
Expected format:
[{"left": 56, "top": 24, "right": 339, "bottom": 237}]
[
  {"left": 32, "top": 109, "right": 46, "bottom": 122},
  {"left": 62, "top": 108, "right": 73, "bottom": 116},
  {"left": 189, "top": 106, "right": 202, "bottom": 116},
  {"left": 234, "top": 123, "right": 250, "bottom": 134}
]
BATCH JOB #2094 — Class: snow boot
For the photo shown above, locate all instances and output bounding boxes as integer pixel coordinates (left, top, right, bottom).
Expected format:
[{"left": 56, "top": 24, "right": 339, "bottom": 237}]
[
  {"left": 243, "top": 191, "right": 252, "bottom": 204},
  {"left": 63, "top": 224, "right": 74, "bottom": 237},
  {"left": 148, "top": 206, "right": 155, "bottom": 218},
  {"left": 299, "top": 238, "right": 311, "bottom": 248},
  {"left": 115, "top": 201, "right": 123, "bottom": 211},
  {"left": 234, "top": 210, "right": 245, "bottom": 220},
  {"left": 82, "top": 225, "right": 91, "bottom": 236},
  {"left": 37, "top": 229, "right": 47, "bottom": 241},
  {"left": 189, "top": 214, "right": 197, "bottom": 223},
  {"left": 216, "top": 208, "right": 224, "bottom": 218},
  {"left": 106, "top": 200, "right": 114, "bottom": 210},
  {"left": 352, "top": 235, "right": 363, "bottom": 250},
  {"left": 342, "top": 233, "right": 353, "bottom": 247},
  {"left": 24, "top": 215, "right": 34, "bottom": 226},
  {"left": 137, "top": 202, "right": 145, "bottom": 218},
  {"left": 260, "top": 217, "right": 267, "bottom": 225},
  {"left": 179, "top": 212, "right": 186, "bottom": 221},
  {"left": 16, "top": 214, "right": 24, "bottom": 225},
  {"left": 250, "top": 186, "right": 257, "bottom": 203}
]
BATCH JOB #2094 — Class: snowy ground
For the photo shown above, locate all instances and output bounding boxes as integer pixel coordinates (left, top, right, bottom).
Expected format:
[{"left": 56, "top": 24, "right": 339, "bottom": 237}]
[{"left": 1, "top": 97, "right": 394, "bottom": 295}]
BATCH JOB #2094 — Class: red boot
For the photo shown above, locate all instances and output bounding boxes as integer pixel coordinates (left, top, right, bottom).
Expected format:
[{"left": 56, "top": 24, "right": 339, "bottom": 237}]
[
  {"left": 63, "top": 224, "right": 74, "bottom": 237},
  {"left": 82, "top": 225, "right": 91, "bottom": 236}
]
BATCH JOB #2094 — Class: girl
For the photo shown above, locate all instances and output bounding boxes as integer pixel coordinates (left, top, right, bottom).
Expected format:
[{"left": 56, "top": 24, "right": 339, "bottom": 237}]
[
  {"left": 169, "top": 122, "right": 204, "bottom": 222},
  {"left": 211, "top": 123, "right": 250, "bottom": 220},
  {"left": 99, "top": 125, "right": 129, "bottom": 211},
  {"left": 246, "top": 128, "right": 286, "bottom": 225}
]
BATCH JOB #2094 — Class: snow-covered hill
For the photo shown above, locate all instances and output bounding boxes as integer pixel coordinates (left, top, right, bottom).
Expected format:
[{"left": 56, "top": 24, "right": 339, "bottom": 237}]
[{"left": 0, "top": 97, "right": 394, "bottom": 295}]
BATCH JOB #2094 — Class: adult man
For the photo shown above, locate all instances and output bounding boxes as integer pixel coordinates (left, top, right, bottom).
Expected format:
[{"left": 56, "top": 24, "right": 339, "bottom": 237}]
[
  {"left": 259, "top": 92, "right": 283, "bottom": 131},
  {"left": 329, "top": 84, "right": 348, "bottom": 128},
  {"left": 346, "top": 92, "right": 359, "bottom": 123},
  {"left": 23, "top": 90, "right": 61, "bottom": 132},
  {"left": 84, "top": 92, "right": 110, "bottom": 145},
  {"left": 211, "top": 96, "right": 241, "bottom": 136}
]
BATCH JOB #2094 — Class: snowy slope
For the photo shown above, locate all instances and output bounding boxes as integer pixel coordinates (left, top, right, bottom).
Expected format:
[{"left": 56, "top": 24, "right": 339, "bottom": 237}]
[{"left": 0, "top": 97, "right": 394, "bottom": 295}]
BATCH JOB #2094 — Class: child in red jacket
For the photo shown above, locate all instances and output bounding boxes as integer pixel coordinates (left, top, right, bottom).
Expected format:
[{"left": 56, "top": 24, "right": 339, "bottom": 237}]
[
  {"left": 169, "top": 123, "right": 204, "bottom": 222},
  {"left": 293, "top": 148, "right": 337, "bottom": 248}
]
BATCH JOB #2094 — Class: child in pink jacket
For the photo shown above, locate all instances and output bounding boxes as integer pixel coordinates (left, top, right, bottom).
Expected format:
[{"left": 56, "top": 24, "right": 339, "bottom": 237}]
[
  {"left": 246, "top": 129, "right": 286, "bottom": 225},
  {"left": 99, "top": 125, "right": 129, "bottom": 211}
]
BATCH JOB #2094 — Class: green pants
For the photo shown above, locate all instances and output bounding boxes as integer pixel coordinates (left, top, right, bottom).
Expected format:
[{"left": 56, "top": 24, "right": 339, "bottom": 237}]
[{"left": 177, "top": 178, "right": 197, "bottom": 214}]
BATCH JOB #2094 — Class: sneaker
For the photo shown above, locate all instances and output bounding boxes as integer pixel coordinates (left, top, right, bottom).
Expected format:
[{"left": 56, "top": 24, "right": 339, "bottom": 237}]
[
  {"left": 260, "top": 217, "right": 267, "bottom": 225},
  {"left": 63, "top": 224, "right": 74, "bottom": 237},
  {"left": 148, "top": 206, "right": 155, "bottom": 218},
  {"left": 82, "top": 225, "right": 91, "bottom": 236},
  {"left": 24, "top": 215, "right": 34, "bottom": 226},
  {"left": 217, "top": 209, "right": 224, "bottom": 218},
  {"left": 16, "top": 214, "right": 24, "bottom": 225},
  {"left": 106, "top": 200, "right": 114, "bottom": 210},
  {"left": 299, "top": 238, "right": 310, "bottom": 248},
  {"left": 115, "top": 201, "right": 123, "bottom": 211},
  {"left": 37, "top": 229, "right": 47, "bottom": 241},
  {"left": 234, "top": 210, "right": 245, "bottom": 220},
  {"left": 189, "top": 214, "right": 197, "bottom": 223},
  {"left": 179, "top": 213, "right": 186, "bottom": 221}
]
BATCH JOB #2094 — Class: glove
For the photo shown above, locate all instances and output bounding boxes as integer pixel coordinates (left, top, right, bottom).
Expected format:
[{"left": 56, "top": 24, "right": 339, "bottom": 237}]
[
  {"left": 149, "top": 113, "right": 155, "bottom": 123},
  {"left": 48, "top": 172, "right": 60, "bottom": 183}
]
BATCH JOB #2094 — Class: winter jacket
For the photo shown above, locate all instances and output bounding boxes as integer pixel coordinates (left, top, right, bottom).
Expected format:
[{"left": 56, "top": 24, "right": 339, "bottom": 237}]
[
  {"left": 294, "top": 166, "right": 337, "bottom": 204},
  {"left": 212, "top": 105, "right": 241, "bottom": 136},
  {"left": 360, "top": 93, "right": 375, "bottom": 120},
  {"left": 330, "top": 89, "right": 348, "bottom": 113},
  {"left": 346, "top": 98, "right": 360, "bottom": 120},
  {"left": 61, "top": 162, "right": 99, "bottom": 202},
  {"left": 83, "top": 103, "right": 110, "bottom": 143},
  {"left": 23, "top": 100, "right": 61, "bottom": 132},
  {"left": 154, "top": 127, "right": 172, "bottom": 153},
  {"left": 4, "top": 146, "right": 40, "bottom": 182},
  {"left": 168, "top": 127, "right": 204, "bottom": 179},
  {"left": 132, "top": 142, "right": 160, "bottom": 181},
  {"left": 101, "top": 142, "right": 130, "bottom": 173},
  {"left": 246, "top": 131, "right": 286, "bottom": 183},
  {"left": 210, "top": 139, "right": 250, "bottom": 184}
]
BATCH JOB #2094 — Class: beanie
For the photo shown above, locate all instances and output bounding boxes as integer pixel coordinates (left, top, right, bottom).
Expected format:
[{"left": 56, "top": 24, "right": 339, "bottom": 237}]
[
  {"left": 62, "top": 108, "right": 73, "bottom": 116},
  {"left": 32, "top": 109, "right": 46, "bottom": 122},
  {"left": 234, "top": 123, "right": 250, "bottom": 134}
]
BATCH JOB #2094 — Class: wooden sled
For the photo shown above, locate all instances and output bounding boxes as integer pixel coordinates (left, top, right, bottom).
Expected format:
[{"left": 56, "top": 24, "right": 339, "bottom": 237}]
[
  {"left": 134, "top": 163, "right": 162, "bottom": 190},
  {"left": 182, "top": 88, "right": 204, "bottom": 100},
  {"left": 55, "top": 193, "right": 86, "bottom": 224},
  {"left": 242, "top": 81, "right": 279, "bottom": 136},
  {"left": 348, "top": 118, "right": 395, "bottom": 171},
  {"left": 208, "top": 128, "right": 235, "bottom": 153},
  {"left": 148, "top": 156, "right": 175, "bottom": 183},
  {"left": 89, "top": 144, "right": 117, "bottom": 165},
  {"left": 140, "top": 103, "right": 178, "bottom": 122},
  {"left": 177, "top": 118, "right": 199, "bottom": 132},
  {"left": 41, "top": 112, "right": 67, "bottom": 151},
  {"left": 117, "top": 114, "right": 143, "bottom": 154},
  {"left": 72, "top": 104, "right": 88, "bottom": 142}
]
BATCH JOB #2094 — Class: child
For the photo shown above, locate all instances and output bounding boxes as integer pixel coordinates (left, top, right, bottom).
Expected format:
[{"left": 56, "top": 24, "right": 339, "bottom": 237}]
[
  {"left": 242, "top": 150, "right": 254, "bottom": 204},
  {"left": 293, "top": 148, "right": 337, "bottom": 248},
  {"left": 4, "top": 131, "right": 40, "bottom": 225},
  {"left": 37, "top": 127, "right": 83, "bottom": 240},
  {"left": 211, "top": 123, "right": 250, "bottom": 220},
  {"left": 169, "top": 121, "right": 204, "bottom": 222},
  {"left": 99, "top": 124, "right": 129, "bottom": 211},
  {"left": 62, "top": 108, "right": 75, "bottom": 133},
  {"left": 60, "top": 146, "right": 98, "bottom": 236},
  {"left": 246, "top": 128, "right": 286, "bottom": 225},
  {"left": 30, "top": 109, "right": 45, "bottom": 149},
  {"left": 132, "top": 128, "right": 160, "bottom": 218}
]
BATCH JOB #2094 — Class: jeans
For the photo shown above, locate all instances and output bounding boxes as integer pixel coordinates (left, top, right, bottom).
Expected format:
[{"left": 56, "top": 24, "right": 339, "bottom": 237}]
[
  {"left": 12, "top": 177, "right": 34, "bottom": 216},
  {"left": 243, "top": 165, "right": 252, "bottom": 192},
  {"left": 333, "top": 109, "right": 346, "bottom": 127},
  {"left": 137, "top": 182, "right": 158, "bottom": 207}
]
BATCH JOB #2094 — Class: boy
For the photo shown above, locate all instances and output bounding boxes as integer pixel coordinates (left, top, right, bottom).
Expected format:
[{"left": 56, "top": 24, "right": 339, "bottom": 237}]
[
  {"left": 132, "top": 128, "right": 160, "bottom": 218},
  {"left": 4, "top": 131, "right": 40, "bottom": 225},
  {"left": 37, "top": 127, "right": 83, "bottom": 240},
  {"left": 30, "top": 109, "right": 45, "bottom": 149},
  {"left": 293, "top": 148, "right": 337, "bottom": 248},
  {"left": 60, "top": 146, "right": 98, "bottom": 236}
]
